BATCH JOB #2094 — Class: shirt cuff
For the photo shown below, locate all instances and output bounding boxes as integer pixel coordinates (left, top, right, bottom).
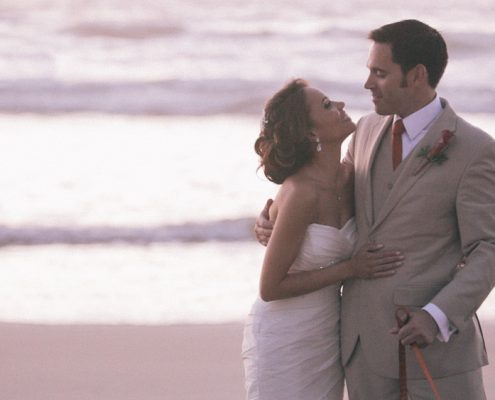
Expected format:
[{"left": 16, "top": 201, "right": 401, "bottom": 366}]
[{"left": 423, "top": 303, "right": 456, "bottom": 342}]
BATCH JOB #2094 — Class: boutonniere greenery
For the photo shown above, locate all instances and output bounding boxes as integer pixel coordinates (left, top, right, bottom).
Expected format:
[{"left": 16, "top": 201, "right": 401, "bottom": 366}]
[{"left": 413, "top": 129, "right": 455, "bottom": 176}]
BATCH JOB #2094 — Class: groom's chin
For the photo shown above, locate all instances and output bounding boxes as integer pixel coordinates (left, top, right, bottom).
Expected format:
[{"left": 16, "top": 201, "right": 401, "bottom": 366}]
[{"left": 373, "top": 105, "right": 392, "bottom": 116}]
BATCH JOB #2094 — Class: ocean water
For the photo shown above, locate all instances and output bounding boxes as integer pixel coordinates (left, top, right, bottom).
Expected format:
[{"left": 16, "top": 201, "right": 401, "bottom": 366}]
[
  {"left": 1, "top": 0, "right": 494, "bottom": 324},
  {"left": 1, "top": 0, "right": 495, "bottom": 115},
  {"left": 0, "top": 114, "right": 270, "bottom": 324},
  {"left": 2, "top": 112, "right": 495, "bottom": 325}
]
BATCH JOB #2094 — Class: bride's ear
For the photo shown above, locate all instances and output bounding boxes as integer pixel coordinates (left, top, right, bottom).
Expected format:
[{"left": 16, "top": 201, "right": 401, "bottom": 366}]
[
  {"left": 308, "top": 131, "right": 318, "bottom": 142},
  {"left": 308, "top": 131, "right": 322, "bottom": 152}
]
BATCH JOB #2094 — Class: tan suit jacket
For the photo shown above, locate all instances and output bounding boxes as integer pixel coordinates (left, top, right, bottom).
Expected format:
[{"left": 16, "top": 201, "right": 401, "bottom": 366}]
[{"left": 342, "top": 99, "right": 495, "bottom": 378}]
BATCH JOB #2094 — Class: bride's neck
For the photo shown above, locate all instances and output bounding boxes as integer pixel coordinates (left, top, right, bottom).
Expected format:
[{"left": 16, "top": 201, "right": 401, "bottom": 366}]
[{"left": 304, "top": 145, "right": 342, "bottom": 188}]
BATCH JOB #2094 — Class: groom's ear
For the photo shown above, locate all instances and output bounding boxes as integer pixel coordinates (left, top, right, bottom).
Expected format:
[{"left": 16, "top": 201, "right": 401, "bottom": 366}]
[{"left": 409, "top": 64, "right": 429, "bottom": 87}]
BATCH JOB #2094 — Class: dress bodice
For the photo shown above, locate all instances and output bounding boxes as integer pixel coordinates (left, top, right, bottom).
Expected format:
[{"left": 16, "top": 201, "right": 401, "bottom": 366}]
[
  {"left": 290, "top": 218, "right": 357, "bottom": 273},
  {"left": 243, "top": 219, "right": 356, "bottom": 400}
]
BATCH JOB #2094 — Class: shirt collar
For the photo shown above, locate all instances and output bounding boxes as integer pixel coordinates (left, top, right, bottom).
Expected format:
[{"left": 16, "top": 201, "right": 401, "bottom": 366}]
[{"left": 394, "top": 96, "right": 443, "bottom": 141}]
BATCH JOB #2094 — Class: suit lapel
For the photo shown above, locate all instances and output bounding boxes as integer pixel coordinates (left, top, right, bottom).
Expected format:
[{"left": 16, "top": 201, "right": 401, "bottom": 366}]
[
  {"left": 370, "top": 100, "right": 458, "bottom": 233},
  {"left": 362, "top": 116, "right": 393, "bottom": 227}
]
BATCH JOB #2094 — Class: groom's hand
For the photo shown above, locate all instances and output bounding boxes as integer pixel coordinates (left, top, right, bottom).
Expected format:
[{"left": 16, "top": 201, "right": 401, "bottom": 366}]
[
  {"left": 254, "top": 199, "right": 274, "bottom": 246},
  {"left": 391, "top": 310, "right": 439, "bottom": 348}
]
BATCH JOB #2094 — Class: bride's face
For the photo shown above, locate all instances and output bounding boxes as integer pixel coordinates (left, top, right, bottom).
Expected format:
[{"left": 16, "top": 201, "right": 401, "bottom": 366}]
[{"left": 304, "top": 87, "right": 356, "bottom": 143}]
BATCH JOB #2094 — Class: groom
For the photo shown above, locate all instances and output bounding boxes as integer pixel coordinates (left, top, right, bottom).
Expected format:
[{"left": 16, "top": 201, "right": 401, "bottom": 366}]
[{"left": 255, "top": 20, "right": 495, "bottom": 399}]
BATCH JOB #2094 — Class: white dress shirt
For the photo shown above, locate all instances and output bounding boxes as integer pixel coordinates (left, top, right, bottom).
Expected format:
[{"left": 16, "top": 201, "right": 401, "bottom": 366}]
[
  {"left": 394, "top": 95, "right": 455, "bottom": 342},
  {"left": 394, "top": 95, "right": 443, "bottom": 160}
]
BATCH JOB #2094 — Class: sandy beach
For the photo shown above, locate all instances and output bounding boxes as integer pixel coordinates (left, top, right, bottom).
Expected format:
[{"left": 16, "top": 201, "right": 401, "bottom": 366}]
[{"left": 0, "top": 321, "right": 494, "bottom": 400}]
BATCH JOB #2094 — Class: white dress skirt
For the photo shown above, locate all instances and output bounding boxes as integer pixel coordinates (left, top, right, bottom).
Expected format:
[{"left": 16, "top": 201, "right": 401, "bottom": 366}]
[{"left": 242, "top": 219, "right": 357, "bottom": 400}]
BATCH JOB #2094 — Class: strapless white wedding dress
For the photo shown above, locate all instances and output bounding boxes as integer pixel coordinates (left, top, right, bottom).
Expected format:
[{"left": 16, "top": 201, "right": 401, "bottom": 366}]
[{"left": 242, "top": 219, "right": 357, "bottom": 400}]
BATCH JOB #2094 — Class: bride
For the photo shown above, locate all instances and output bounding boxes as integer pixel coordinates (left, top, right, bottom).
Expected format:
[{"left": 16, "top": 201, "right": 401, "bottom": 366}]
[{"left": 242, "top": 79, "right": 403, "bottom": 400}]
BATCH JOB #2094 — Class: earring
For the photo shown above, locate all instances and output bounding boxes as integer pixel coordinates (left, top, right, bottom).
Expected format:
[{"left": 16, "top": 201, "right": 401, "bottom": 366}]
[{"left": 316, "top": 137, "right": 322, "bottom": 152}]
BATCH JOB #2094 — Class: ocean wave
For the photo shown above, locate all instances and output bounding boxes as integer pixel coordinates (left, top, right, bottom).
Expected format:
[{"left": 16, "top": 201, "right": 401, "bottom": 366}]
[
  {"left": 63, "top": 22, "right": 184, "bottom": 39},
  {"left": 0, "top": 79, "right": 267, "bottom": 115},
  {"left": 0, "top": 218, "right": 256, "bottom": 246},
  {"left": 445, "top": 31, "right": 495, "bottom": 56},
  {"left": 0, "top": 78, "right": 493, "bottom": 115},
  {"left": 190, "top": 23, "right": 365, "bottom": 39}
]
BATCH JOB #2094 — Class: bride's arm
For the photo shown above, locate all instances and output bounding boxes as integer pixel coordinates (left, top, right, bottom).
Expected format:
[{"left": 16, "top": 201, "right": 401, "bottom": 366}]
[{"left": 259, "top": 183, "right": 403, "bottom": 302}]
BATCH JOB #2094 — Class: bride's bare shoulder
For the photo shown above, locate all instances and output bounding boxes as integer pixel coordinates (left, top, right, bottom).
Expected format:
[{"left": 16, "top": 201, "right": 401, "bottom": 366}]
[{"left": 276, "top": 174, "right": 318, "bottom": 207}]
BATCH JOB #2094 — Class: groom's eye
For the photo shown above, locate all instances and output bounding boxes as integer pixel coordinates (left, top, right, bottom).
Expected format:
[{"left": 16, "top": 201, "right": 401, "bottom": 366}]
[
  {"left": 323, "top": 99, "right": 332, "bottom": 109},
  {"left": 375, "top": 69, "right": 386, "bottom": 78}
]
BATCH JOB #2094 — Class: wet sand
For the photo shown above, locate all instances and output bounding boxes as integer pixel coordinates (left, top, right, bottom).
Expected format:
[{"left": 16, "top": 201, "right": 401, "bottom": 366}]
[{"left": 0, "top": 321, "right": 493, "bottom": 399}]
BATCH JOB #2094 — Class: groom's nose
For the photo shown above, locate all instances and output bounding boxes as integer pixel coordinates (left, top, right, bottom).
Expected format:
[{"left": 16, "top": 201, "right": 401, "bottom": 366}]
[{"left": 364, "top": 74, "right": 374, "bottom": 90}]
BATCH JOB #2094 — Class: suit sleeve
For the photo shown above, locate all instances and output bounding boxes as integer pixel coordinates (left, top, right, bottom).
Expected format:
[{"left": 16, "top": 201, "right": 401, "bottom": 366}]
[
  {"left": 343, "top": 126, "right": 358, "bottom": 168},
  {"left": 432, "top": 140, "right": 495, "bottom": 331}
]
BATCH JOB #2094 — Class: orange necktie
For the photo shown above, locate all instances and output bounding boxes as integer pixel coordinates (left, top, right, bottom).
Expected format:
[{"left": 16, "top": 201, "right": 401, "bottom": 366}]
[{"left": 392, "top": 119, "right": 406, "bottom": 170}]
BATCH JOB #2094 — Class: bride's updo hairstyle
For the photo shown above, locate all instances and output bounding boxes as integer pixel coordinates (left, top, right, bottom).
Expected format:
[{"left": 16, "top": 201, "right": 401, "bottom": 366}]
[{"left": 255, "top": 79, "right": 314, "bottom": 184}]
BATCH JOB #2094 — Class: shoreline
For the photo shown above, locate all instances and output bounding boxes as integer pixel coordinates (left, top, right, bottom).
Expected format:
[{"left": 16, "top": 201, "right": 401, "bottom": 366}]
[{"left": 1, "top": 320, "right": 494, "bottom": 399}]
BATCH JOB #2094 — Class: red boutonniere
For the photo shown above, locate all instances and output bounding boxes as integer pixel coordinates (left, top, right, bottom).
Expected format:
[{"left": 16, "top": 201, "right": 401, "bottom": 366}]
[{"left": 413, "top": 130, "right": 455, "bottom": 176}]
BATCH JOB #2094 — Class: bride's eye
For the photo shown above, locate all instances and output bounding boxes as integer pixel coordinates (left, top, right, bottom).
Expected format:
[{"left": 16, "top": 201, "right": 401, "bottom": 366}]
[{"left": 323, "top": 99, "right": 332, "bottom": 109}]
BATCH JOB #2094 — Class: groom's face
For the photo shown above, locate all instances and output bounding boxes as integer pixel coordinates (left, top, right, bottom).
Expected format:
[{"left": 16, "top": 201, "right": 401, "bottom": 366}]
[{"left": 364, "top": 42, "right": 411, "bottom": 117}]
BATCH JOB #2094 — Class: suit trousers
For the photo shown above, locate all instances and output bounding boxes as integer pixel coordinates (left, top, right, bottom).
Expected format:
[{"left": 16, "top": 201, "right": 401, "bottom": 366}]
[{"left": 344, "top": 339, "right": 487, "bottom": 400}]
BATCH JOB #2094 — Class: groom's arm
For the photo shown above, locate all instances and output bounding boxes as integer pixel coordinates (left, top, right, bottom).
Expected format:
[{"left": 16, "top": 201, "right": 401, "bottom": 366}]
[
  {"left": 431, "top": 140, "right": 495, "bottom": 331},
  {"left": 342, "top": 130, "right": 356, "bottom": 168},
  {"left": 396, "top": 139, "right": 495, "bottom": 346}
]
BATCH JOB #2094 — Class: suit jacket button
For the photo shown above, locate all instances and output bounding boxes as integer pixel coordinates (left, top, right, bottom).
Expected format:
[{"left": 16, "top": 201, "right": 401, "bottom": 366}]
[{"left": 387, "top": 183, "right": 393, "bottom": 190}]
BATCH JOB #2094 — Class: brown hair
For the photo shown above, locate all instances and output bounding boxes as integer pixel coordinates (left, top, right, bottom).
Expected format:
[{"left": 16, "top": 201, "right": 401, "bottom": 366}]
[
  {"left": 254, "top": 79, "right": 314, "bottom": 184},
  {"left": 369, "top": 19, "right": 448, "bottom": 89}
]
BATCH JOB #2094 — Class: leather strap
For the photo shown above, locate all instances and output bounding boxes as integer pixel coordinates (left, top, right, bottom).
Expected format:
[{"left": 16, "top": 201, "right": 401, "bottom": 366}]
[
  {"left": 396, "top": 308, "right": 410, "bottom": 400},
  {"left": 395, "top": 307, "right": 442, "bottom": 400}
]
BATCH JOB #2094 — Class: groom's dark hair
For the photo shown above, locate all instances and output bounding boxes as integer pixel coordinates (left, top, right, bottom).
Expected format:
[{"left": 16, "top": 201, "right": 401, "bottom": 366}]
[{"left": 369, "top": 19, "right": 448, "bottom": 89}]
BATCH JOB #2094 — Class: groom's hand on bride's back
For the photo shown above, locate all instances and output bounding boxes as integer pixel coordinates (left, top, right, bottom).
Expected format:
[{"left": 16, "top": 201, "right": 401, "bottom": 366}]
[{"left": 254, "top": 199, "right": 274, "bottom": 246}]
